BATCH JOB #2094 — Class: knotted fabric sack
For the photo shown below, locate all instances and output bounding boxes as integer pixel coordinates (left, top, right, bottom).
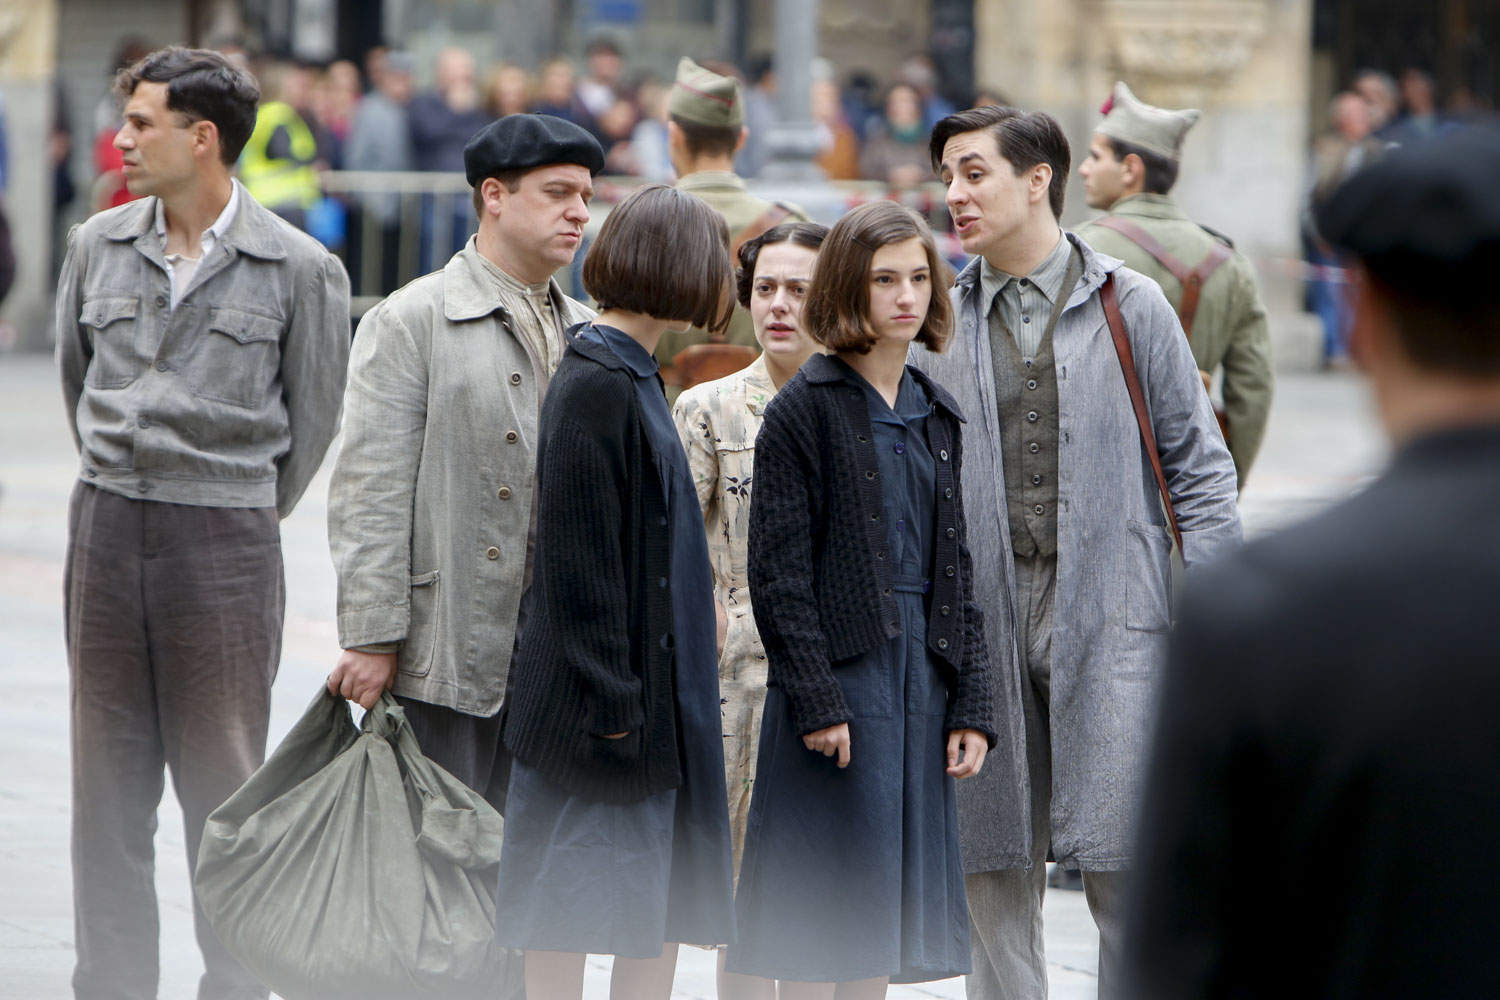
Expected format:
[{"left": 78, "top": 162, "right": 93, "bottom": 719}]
[{"left": 194, "top": 688, "right": 521, "bottom": 1000}]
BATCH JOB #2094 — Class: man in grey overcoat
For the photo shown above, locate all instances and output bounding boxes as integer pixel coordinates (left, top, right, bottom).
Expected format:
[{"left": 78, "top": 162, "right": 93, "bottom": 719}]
[
  {"left": 326, "top": 115, "right": 603, "bottom": 804},
  {"left": 916, "top": 105, "right": 1242, "bottom": 997}
]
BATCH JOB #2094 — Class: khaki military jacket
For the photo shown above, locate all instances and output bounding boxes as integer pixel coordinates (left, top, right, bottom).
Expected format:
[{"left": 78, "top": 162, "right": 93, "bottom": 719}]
[
  {"left": 1077, "top": 194, "right": 1273, "bottom": 484},
  {"left": 663, "top": 171, "right": 810, "bottom": 381}
]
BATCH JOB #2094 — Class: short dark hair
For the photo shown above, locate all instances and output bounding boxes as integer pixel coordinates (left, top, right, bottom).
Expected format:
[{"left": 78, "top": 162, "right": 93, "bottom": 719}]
[
  {"left": 113, "top": 46, "right": 260, "bottom": 165},
  {"left": 670, "top": 117, "right": 739, "bottom": 158},
  {"left": 1372, "top": 272, "right": 1500, "bottom": 375},
  {"left": 587, "top": 37, "right": 622, "bottom": 57},
  {"left": 583, "top": 184, "right": 735, "bottom": 333},
  {"left": 472, "top": 168, "right": 524, "bottom": 219},
  {"left": 1101, "top": 135, "right": 1180, "bottom": 195},
  {"left": 804, "top": 201, "right": 954, "bottom": 355},
  {"left": 736, "top": 222, "right": 830, "bottom": 308},
  {"left": 929, "top": 105, "right": 1071, "bottom": 219}
]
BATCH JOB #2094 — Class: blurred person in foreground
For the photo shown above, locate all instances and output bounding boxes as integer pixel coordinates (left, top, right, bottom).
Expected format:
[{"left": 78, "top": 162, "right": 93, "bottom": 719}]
[
  {"left": 1078, "top": 82, "right": 1273, "bottom": 488},
  {"left": 919, "top": 104, "right": 1241, "bottom": 999},
  {"left": 326, "top": 115, "right": 602, "bottom": 811},
  {"left": 664, "top": 57, "right": 809, "bottom": 392},
  {"left": 1127, "top": 125, "right": 1500, "bottom": 1000},
  {"left": 57, "top": 46, "right": 349, "bottom": 1000}
]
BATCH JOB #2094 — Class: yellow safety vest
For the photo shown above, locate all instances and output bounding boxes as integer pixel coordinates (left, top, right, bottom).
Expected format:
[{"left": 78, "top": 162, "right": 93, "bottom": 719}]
[{"left": 240, "top": 101, "right": 320, "bottom": 211}]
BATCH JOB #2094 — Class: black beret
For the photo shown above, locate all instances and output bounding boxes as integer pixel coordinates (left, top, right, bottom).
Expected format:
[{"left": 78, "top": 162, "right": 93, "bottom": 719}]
[
  {"left": 1317, "top": 126, "right": 1500, "bottom": 302},
  {"left": 463, "top": 113, "right": 605, "bottom": 187}
]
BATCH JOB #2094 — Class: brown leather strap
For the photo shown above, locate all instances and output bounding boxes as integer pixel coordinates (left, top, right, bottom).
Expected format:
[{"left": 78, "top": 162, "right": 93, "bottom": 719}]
[
  {"left": 1093, "top": 216, "right": 1232, "bottom": 337},
  {"left": 1101, "top": 273, "right": 1184, "bottom": 552}
]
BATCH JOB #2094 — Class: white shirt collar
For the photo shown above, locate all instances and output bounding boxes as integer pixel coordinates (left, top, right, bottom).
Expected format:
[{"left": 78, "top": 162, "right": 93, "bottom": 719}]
[{"left": 155, "top": 180, "right": 241, "bottom": 257}]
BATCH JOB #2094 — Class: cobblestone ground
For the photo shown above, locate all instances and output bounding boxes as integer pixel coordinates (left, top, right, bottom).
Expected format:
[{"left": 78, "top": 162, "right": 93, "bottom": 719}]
[{"left": 0, "top": 354, "right": 1384, "bottom": 999}]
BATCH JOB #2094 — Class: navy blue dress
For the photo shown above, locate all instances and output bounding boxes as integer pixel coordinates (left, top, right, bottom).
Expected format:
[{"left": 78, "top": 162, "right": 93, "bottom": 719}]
[
  {"left": 728, "top": 361, "right": 971, "bottom": 984},
  {"left": 493, "top": 323, "right": 735, "bottom": 957}
]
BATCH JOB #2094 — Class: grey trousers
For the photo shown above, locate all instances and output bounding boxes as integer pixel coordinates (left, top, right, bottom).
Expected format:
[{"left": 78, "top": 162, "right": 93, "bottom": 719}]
[
  {"left": 964, "top": 553, "right": 1129, "bottom": 1000},
  {"left": 65, "top": 483, "right": 282, "bottom": 1000}
]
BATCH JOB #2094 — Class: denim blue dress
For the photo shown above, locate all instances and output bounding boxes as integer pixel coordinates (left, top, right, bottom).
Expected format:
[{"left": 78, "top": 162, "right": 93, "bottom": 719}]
[
  {"left": 728, "top": 361, "right": 971, "bottom": 984},
  {"left": 493, "top": 323, "right": 736, "bottom": 957}
]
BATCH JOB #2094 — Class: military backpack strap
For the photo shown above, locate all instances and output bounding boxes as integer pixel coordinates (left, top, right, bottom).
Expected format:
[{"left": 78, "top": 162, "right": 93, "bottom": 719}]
[
  {"left": 1092, "top": 216, "right": 1232, "bottom": 338},
  {"left": 1101, "top": 273, "right": 1184, "bottom": 553}
]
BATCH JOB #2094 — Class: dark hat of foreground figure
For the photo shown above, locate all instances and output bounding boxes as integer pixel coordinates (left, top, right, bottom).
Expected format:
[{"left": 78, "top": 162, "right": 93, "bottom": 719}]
[
  {"left": 1317, "top": 127, "right": 1500, "bottom": 301},
  {"left": 463, "top": 113, "right": 605, "bottom": 187}
]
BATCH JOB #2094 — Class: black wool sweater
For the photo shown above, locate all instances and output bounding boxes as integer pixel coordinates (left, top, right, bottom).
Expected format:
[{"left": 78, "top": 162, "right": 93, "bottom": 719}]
[
  {"left": 748, "top": 353, "right": 997, "bottom": 742},
  {"left": 503, "top": 333, "right": 681, "bottom": 804}
]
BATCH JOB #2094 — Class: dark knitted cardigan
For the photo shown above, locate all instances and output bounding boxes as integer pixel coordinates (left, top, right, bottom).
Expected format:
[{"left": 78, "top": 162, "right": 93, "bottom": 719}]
[
  {"left": 503, "top": 331, "right": 681, "bottom": 804},
  {"left": 748, "top": 353, "right": 997, "bottom": 743}
]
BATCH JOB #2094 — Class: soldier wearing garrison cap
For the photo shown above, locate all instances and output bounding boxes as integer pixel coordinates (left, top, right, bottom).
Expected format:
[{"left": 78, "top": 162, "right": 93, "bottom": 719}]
[
  {"left": 327, "top": 115, "right": 603, "bottom": 824},
  {"left": 665, "top": 57, "right": 809, "bottom": 396},
  {"left": 1078, "top": 81, "right": 1274, "bottom": 486},
  {"left": 1129, "top": 126, "right": 1500, "bottom": 1000}
]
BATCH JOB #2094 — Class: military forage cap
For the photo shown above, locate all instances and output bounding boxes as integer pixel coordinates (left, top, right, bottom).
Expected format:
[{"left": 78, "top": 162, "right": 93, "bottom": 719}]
[
  {"left": 668, "top": 57, "right": 745, "bottom": 129},
  {"left": 463, "top": 113, "right": 605, "bottom": 187},
  {"left": 1318, "top": 126, "right": 1500, "bottom": 301},
  {"left": 1095, "top": 81, "right": 1200, "bottom": 162}
]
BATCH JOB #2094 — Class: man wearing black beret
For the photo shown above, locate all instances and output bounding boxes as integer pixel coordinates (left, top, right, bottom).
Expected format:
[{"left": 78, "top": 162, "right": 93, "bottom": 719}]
[
  {"left": 1126, "top": 126, "right": 1500, "bottom": 999},
  {"left": 326, "top": 115, "right": 604, "bottom": 814}
]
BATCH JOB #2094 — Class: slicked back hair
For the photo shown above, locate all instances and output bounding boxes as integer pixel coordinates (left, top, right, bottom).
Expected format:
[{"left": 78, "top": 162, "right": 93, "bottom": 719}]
[
  {"left": 113, "top": 46, "right": 260, "bottom": 165},
  {"left": 1101, "top": 136, "right": 1180, "bottom": 196},
  {"left": 736, "top": 222, "right": 830, "bottom": 308},
  {"left": 583, "top": 184, "right": 735, "bottom": 333},
  {"left": 929, "top": 105, "right": 1071, "bottom": 219},
  {"left": 804, "top": 201, "right": 954, "bottom": 355}
]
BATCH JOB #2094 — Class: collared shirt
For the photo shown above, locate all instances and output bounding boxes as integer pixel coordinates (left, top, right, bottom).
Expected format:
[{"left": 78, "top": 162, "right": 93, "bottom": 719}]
[
  {"left": 978, "top": 231, "right": 1074, "bottom": 358},
  {"left": 154, "top": 181, "right": 241, "bottom": 308},
  {"left": 474, "top": 245, "right": 565, "bottom": 378}
]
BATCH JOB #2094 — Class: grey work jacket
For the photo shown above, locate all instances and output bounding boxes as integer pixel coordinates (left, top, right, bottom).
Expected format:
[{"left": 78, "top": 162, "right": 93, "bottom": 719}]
[
  {"left": 912, "top": 234, "right": 1242, "bottom": 873},
  {"left": 55, "top": 183, "right": 350, "bottom": 516},
  {"left": 327, "top": 242, "right": 595, "bottom": 716}
]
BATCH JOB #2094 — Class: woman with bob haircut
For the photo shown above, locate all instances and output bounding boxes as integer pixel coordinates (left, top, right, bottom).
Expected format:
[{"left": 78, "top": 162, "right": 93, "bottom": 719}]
[
  {"left": 727, "top": 200, "right": 997, "bottom": 996},
  {"left": 672, "top": 220, "right": 830, "bottom": 1000},
  {"left": 496, "top": 183, "right": 737, "bottom": 999}
]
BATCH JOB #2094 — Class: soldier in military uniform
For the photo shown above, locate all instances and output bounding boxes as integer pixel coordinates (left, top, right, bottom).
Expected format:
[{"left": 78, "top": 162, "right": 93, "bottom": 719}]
[
  {"left": 663, "top": 57, "right": 809, "bottom": 395},
  {"left": 1077, "top": 82, "right": 1273, "bottom": 486}
]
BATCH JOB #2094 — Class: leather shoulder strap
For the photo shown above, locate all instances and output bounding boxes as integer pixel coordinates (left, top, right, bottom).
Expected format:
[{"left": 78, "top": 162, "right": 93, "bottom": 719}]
[
  {"left": 1101, "top": 273, "right": 1184, "bottom": 552},
  {"left": 1093, "top": 215, "right": 1233, "bottom": 338}
]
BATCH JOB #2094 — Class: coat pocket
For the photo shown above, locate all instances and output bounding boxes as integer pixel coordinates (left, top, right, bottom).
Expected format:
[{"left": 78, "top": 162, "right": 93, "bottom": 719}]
[
  {"left": 190, "top": 307, "right": 282, "bottom": 408},
  {"left": 1124, "top": 518, "right": 1173, "bottom": 633},
  {"left": 79, "top": 296, "right": 140, "bottom": 388},
  {"left": 398, "top": 570, "right": 440, "bottom": 678}
]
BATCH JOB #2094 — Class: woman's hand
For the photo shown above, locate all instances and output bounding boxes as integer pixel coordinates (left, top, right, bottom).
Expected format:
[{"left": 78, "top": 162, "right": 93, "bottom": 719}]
[
  {"left": 946, "top": 728, "right": 988, "bottom": 778},
  {"left": 803, "top": 722, "right": 852, "bottom": 768}
]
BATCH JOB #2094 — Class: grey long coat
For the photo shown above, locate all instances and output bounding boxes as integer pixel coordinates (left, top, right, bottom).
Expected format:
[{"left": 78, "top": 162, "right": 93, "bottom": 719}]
[
  {"left": 328, "top": 242, "right": 594, "bottom": 715},
  {"left": 912, "top": 234, "right": 1241, "bottom": 873}
]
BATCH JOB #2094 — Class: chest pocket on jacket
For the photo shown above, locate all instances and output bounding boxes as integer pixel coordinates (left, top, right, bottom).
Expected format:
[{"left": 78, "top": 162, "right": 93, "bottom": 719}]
[
  {"left": 79, "top": 296, "right": 140, "bottom": 389},
  {"left": 190, "top": 307, "right": 282, "bottom": 408}
]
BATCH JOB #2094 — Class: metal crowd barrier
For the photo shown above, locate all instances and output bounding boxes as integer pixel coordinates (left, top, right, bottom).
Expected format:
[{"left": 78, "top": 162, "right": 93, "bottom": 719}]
[{"left": 316, "top": 171, "right": 958, "bottom": 317}]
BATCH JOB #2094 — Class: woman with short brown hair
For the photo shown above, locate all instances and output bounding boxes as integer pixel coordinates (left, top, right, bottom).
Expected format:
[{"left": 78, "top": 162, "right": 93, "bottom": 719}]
[{"left": 727, "top": 200, "right": 996, "bottom": 996}]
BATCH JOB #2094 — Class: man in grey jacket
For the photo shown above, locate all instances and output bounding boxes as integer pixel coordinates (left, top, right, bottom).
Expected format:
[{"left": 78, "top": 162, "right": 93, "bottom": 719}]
[
  {"left": 326, "top": 115, "right": 603, "bottom": 805},
  {"left": 55, "top": 47, "right": 350, "bottom": 1000},
  {"left": 915, "top": 105, "right": 1241, "bottom": 998}
]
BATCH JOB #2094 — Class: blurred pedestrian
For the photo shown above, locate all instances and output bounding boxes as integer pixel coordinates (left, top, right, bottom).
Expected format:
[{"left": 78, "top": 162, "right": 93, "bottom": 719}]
[
  {"left": 1077, "top": 82, "right": 1274, "bottom": 487},
  {"left": 735, "top": 54, "right": 777, "bottom": 178},
  {"left": 663, "top": 57, "right": 810, "bottom": 392},
  {"left": 410, "top": 47, "right": 487, "bottom": 270},
  {"left": 56, "top": 46, "right": 349, "bottom": 1000},
  {"left": 860, "top": 82, "right": 935, "bottom": 187},
  {"left": 576, "top": 37, "right": 624, "bottom": 120},
  {"left": 727, "top": 200, "right": 995, "bottom": 992},
  {"left": 1306, "top": 91, "right": 1384, "bottom": 366},
  {"left": 898, "top": 54, "right": 957, "bottom": 131},
  {"left": 91, "top": 38, "right": 154, "bottom": 213},
  {"left": 345, "top": 49, "right": 415, "bottom": 293},
  {"left": 812, "top": 77, "right": 860, "bottom": 180},
  {"left": 240, "top": 61, "right": 323, "bottom": 229},
  {"left": 314, "top": 59, "right": 362, "bottom": 168},
  {"left": 1127, "top": 126, "right": 1500, "bottom": 1000},
  {"left": 328, "top": 115, "right": 601, "bottom": 830},
  {"left": 920, "top": 105, "right": 1241, "bottom": 999},
  {"left": 531, "top": 56, "right": 604, "bottom": 146},
  {"left": 495, "top": 184, "right": 737, "bottom": 1000},
  {"left": 1385, "top": 67, "right": 1455, "bottom": 144},
  {"left": 630, "top": 74, "right": 675, "bottom": 183},
  {"left": 484, "top": 63, "right": 531, "bottom": 120},
  {"left": 1354, "top": 67, "right": 1400, "bottom": 136},
  {"left": 671, "top": 220, "right": 829, "bottom": 999}
]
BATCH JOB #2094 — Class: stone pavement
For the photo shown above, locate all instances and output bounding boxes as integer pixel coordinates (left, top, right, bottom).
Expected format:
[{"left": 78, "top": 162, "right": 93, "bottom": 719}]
[{"left": 0, "top": 354, "right": 1385, "bottom": 999}]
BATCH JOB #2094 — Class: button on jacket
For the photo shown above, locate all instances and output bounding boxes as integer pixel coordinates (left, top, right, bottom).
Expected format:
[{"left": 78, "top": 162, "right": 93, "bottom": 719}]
[
  {"left": 55, "top": 181, "right": 351, "bottom": 516},
  {"left": 747, "top": 353, "right": 995, "bottom": 742},
  {"left": 327, "top": 241, "right": 594, "bottom": 716}
]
